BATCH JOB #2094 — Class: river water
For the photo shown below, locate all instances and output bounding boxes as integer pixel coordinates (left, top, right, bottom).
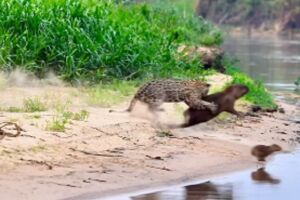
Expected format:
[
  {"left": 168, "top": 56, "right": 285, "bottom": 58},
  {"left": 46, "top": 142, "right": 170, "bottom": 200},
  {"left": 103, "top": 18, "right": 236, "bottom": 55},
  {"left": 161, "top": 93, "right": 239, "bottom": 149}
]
[
  {"left": 128, "top": 36, "right": 300, "bottom": 200},
  {"left": 223, "top": 34, "right": 300, "bottom": 95}
]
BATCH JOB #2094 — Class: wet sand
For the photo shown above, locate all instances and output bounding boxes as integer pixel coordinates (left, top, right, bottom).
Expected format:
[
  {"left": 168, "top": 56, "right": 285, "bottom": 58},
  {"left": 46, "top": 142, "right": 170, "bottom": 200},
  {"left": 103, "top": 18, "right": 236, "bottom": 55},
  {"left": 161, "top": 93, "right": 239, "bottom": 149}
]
[{"left": 0, "top": 86, "right": 299, "bottom": 200}]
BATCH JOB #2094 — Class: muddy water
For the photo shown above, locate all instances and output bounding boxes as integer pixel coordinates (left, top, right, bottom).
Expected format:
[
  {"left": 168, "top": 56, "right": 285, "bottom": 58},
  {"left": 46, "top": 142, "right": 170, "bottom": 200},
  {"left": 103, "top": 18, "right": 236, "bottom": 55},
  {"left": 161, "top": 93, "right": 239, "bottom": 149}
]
[{"left": 132, "top": 149, "right": 300, "bottom": 200}]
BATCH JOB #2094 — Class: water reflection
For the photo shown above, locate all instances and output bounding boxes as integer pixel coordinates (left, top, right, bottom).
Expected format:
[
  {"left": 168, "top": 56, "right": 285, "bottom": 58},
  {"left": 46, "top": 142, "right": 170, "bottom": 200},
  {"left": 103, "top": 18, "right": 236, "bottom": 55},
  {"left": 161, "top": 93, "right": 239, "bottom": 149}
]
[
  {"left": 185, "top": 181, "right": 233, "bottom": 200},
  {"left": 251, "top": 168, "right": 281, "bottom": 185},
  {"left": 132, "top": 181, "right": 233, "bottom": 200},
  {"left": 131, "top": 150, "right": 300, "bottom": 200}
]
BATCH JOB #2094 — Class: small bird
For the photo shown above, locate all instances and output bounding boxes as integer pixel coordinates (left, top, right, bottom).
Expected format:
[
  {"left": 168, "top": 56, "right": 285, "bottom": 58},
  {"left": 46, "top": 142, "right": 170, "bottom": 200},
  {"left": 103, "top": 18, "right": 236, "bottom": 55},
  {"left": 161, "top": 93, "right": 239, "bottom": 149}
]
[{"left": 251, "top": 144, "right": 282, "bottom": 162}]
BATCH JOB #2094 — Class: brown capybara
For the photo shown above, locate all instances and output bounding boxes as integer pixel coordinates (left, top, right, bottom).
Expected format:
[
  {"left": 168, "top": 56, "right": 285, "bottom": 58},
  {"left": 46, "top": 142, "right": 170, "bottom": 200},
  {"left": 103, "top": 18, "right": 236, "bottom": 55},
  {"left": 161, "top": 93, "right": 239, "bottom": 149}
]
[
  {"left": 180, "top": 84, "right": 249, "bottom": 128},
  {"left": 251, "top": 144, "right": 282, "bottom": 162}
]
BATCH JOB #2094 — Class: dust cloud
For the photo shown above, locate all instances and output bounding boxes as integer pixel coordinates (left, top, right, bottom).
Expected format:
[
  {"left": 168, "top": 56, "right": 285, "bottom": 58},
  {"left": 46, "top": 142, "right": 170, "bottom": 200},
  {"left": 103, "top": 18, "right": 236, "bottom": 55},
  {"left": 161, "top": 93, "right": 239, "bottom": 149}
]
[{"left": 0, "top": 69, "right": 65, "bottom": 87}]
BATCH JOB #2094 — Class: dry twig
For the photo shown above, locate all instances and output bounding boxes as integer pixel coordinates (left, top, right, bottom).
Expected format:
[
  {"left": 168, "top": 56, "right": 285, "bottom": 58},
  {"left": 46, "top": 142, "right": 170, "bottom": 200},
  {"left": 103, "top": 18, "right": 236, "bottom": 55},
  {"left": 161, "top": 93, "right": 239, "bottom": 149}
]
[{"left": 0, "top": 122, "right": 23, "bottom": 140}]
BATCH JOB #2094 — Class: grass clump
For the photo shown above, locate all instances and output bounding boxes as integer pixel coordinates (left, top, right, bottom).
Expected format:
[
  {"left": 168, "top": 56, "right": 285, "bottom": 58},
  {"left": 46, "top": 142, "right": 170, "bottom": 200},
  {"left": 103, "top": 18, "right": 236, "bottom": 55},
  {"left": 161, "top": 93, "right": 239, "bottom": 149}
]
[
  {"left": 23, "top": 97, "right": 47, "bottom": 112},
  {"left": 226, "top": 66, "right": 277, "bottom": 110},
  {"left": 46, "top": 104, "right": 72, "bottom": 132},
  {"left": 2, "top": 97, "right": 47, "bottom": 113},
  {"left": 5, "top": 106, "right": 23, "bottom": 112},
  {"left": 46, "top": 103, "right": 90, "bottom": 132},
  {"left": 0, "top": 0, "right": 222, "bottom": 83},
  {"left": 46, "top": 117, "right": 70, "bottom": 132},
  {"left": 46, "top": 116, "right": 69, "bottom": 132},
  {"left": 72, "top": 110, "right": 90, "bottom": 121}
]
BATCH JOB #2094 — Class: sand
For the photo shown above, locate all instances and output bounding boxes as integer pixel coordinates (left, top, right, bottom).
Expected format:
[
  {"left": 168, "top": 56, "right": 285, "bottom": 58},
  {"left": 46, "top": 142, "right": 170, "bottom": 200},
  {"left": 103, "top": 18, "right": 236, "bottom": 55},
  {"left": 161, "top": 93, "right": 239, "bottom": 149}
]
[{"left": 0, "top": 86, "right": 299, "bottom": 200}]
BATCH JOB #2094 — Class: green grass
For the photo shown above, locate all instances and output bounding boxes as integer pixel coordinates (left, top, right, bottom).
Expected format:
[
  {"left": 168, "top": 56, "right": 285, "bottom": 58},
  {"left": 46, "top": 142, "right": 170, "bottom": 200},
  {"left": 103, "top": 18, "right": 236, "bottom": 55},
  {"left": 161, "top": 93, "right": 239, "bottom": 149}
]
[
  {"left": 0, "top": 0, "right": 222, "bottom": 83},
  {"left": 5, "top": 106, "right": 23, "bottom": 112},
  {"left": 46, "top": 117, "right": 68, "bottom": 132},
  {"left": 46, "top": 103, "right": 90, "bottom": 132},
  {"left": 23, "top": 97, "right": 47, "bottom": 112},
  {"left": 2, "top": 97, "right": 47, "bottom": 113},
  {"left": 226, "top": 65, "right": 277, "bottom": 110},
  {"left": 72, "top": 110, "right": 90, "bottom": 121},
  {"left": 46, "top": 103, "right": 72, "bottom": 132},
  {"left": 84, "top": 80, "right": 137, "bottom": 107}
]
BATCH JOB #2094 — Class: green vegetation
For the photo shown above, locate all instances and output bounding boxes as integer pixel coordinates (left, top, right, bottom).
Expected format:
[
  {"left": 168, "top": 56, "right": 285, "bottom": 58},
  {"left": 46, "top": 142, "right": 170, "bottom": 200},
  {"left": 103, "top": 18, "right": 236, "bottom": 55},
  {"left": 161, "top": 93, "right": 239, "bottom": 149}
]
[
  {"left": 72, "top": 110, "right": 90, "bottom": 121},
  {"left": 2, "top": 97, "right": 47, "bottom": 113},
  {"left": 46, "top": 115, "right": 69, "bottom": 132},
  {"left": 84, "top": 80, "right": 137, "bottom": 107},
  {"left": 295, "top": 76, "right": 300, "bottom": 86},
  {"left": 23, "top": 97, "right": 47, "bottom": 112},
  {"left": 226, "top": 65, "right": 277, "bottom": 109},
  {"left": 5, "top": 106, "right": 23, "bottom": 113},
  {"left": 46, "top": 103, "right": 90, "bottom": 132},
  {"left": 0, "top": 0, "right": 222, "bottom": 83},
  {"left": 47, "top": 103, "right": 71, "bottom": 132}
]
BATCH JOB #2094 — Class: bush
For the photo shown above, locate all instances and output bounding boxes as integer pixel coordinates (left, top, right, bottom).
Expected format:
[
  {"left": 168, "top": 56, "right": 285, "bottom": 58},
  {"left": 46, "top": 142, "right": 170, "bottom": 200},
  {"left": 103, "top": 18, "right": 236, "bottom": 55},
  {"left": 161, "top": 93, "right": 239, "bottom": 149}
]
[{"left": 0, "top": 0, "right": 222, "bottom": 83}]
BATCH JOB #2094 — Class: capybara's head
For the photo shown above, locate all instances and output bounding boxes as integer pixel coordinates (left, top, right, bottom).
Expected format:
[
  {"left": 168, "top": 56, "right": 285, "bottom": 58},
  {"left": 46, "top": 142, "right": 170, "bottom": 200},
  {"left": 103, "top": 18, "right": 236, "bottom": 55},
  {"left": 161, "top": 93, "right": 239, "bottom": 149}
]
[
  {"left": 270, "top": 144, "right": 282, "bottom": 152},
  {"left": 226, "top": 84, "right": 249, "bottom": 99}
]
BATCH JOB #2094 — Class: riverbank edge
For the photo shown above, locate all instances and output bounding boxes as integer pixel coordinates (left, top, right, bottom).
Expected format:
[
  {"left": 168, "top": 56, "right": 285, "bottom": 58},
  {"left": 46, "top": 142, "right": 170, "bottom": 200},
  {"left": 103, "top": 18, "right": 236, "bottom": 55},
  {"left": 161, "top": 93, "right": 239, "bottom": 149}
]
[{"left": 65, "top": 158, "right": 255, "bottom": 200}]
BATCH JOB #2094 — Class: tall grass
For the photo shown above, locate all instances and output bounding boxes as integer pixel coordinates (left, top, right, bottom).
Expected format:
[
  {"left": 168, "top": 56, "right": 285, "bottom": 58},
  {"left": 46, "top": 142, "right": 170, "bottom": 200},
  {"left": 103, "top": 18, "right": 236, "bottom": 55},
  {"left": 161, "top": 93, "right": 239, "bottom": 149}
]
[{"left": 0, "top": 0, "right": 222, "bottom": 83}]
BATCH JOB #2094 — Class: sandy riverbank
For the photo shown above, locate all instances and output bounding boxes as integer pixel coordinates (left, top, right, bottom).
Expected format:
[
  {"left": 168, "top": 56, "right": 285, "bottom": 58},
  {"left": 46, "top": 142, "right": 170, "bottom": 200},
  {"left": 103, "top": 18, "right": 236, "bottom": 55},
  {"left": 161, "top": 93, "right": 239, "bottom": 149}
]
[{"left": 0, "top": 85, "right": 299, "bottom": 200}]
